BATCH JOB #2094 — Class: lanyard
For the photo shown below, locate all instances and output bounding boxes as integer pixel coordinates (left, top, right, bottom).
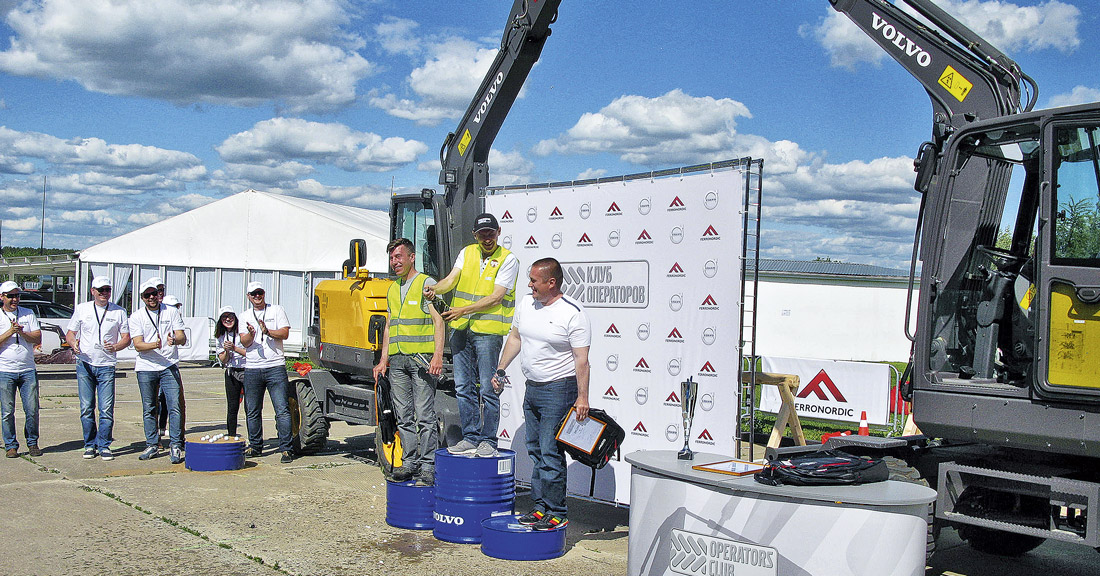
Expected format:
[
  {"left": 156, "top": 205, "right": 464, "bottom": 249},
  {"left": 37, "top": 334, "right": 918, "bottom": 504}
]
[
  {"left": 4, "top": 309, "right": 17, "bottom": 345},
  {"left": 93, "top": 303, "right": 108, "bottom": 344},
  {"left": 145, "top": 306, "right": 162, "bottom": 341},
  {"left": 253, "top": 308, "right": 267, "bottom": 340}
]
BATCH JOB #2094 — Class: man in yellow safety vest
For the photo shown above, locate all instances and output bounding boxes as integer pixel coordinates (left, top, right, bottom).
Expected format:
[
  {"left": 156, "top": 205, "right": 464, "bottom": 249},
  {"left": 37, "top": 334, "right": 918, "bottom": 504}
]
[
  {"left": 374, "top": 238, "right": 445, "bottom": 485},
  {"left": 424, "top": 213, "right": 518, "bottom": 458}
]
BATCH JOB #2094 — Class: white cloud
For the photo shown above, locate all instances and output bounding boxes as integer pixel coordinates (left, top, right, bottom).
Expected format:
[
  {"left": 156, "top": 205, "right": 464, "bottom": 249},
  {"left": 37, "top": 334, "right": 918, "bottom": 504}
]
[
  {"left": 370, "top": 36, "right": 500, "bottom": 126},
  {"left": 216, "top": 118, "right": 428, "bottom": 173},
  {"left": 576, "top": 168, "right": 607, "bottom": 180},
  {"left": 0, "top": 0, "right": 372, "bottom": 113},
  {"left": 1046, "top": 85, "right": 1100, "bottom": 108},
  {"left": 375, "top": 17, "right": 421, "bottom": 57},
  {"left": 486, "top": 149, "right": 535, "bottom": 187},
  {"left": 805, "top": 1, "right": 1080, "bottom": 71}
]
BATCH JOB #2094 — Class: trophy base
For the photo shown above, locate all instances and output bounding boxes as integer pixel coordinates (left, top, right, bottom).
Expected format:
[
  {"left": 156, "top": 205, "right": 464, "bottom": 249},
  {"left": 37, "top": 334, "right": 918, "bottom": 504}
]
[{"left": 677, "top": 448, "right": 695, "bottom": 460}]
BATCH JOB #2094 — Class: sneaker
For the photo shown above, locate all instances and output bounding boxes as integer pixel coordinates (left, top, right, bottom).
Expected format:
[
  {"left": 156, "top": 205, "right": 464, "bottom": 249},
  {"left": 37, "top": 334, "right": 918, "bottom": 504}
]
[
  {"left": 138, "top": 446, "right": 159, "bottom": 461},
  {"left": 447, "top": 439, "right": 477, "bottom": 455},
  {"left": 475, "top": 441, "right": 497, "bottom": 458},
  {"left": 390, "top": 465, "right": 416, "bottom": 482},
  {"left": 5, "top": 448, "right": 16, "bottom": 458},
  {"left": 28, "top": 445, "right": 42, "bottom": 457},
  {"left": 170, "top": 446, "right": 184, "bottom": 464},
  {"left": 531, "top": 514, "right": 568, "bottom": 531},
  {"left": 245, "top": 446, "right": 262, "bottom": 458},
  {"left": 415, "top": 470, "right": 435, "bottom": 487},
  {"left": 100, "top": 447, "right": 115, "bottom": 461},
  {"left": 82, "top": 448, "right": 97, "bottom": 459},
  {"left": 517, "top": 510, "right": 544, "bottom": 526},
  {"left": 280, "top": 451, "right": 294, "bottom": 464}
]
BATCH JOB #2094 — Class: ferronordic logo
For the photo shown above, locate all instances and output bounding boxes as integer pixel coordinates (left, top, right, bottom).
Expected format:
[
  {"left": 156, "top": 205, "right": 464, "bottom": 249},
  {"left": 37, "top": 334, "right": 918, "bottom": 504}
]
[
  {"left": 498, "top": 429, "right": 511, "bottom": 440},
  {"left": 577, "top": 233, "right": 593, "bottom": 247},
  {"left": 605, "top": 323, "right": 621, "bottom": 338},
  {"left": 664, "top": 391, "right": 681, "bottom": 407},
  {"left": 631, "top": 422, "right": 649, "bottom": 437},
  {"left": 696, "top": 429, "right": 715, "bottom": 445},
  {"left": 667, "top": 262, "right": 685, "bottom": 278},
  {"left": 701, "top": 225, "right": 720, "bottom": 241},
  {"left": 698, "top": 361, "right": 718, "bottom": 378},
  {"left": 603, "top": 385, "right": 619, "bottom": 401},
  {"left": 501, "top": 210, "right": 513, "bottom": 222},
  {"left": 796, "top": 370, "right": 848, "bottom": 402},
  {"left": 666, "top": 327, "right": 684, "bottom": 343},
  {"left": 700, "top": 295, "right": 719, "bottom": 310},
  {"left": 525, "top": 236, "right": 538, "bottom": 248},
  {"left": 550, "top": 206, "right": 564, "bottom": 220},
  {"left": 635, "top": 229, "right": 653, "bottom": 244},
  {"left": 633, "top": 357, "right": 651, "bottom": 373},
  {"left": 606, "top": 201, "right": 622, "bottom": 216},
  {"left": 668, "top": 196, "right": 686, "bottom": 211}
]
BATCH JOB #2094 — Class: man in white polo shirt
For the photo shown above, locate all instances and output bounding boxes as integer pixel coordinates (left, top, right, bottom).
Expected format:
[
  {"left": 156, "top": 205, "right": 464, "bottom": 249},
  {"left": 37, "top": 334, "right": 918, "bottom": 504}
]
[
  {"left": 1, "top": 281, "right": 42, "bottom": 458},
  {"left": 65, "top": 276, "right": 130, "bottom": 461},
  {"left": 238, "top": 281, "right": 294, "bottom": 463},
  {"left": 129, "top": 278, "right": 187, "bottom": 464}
]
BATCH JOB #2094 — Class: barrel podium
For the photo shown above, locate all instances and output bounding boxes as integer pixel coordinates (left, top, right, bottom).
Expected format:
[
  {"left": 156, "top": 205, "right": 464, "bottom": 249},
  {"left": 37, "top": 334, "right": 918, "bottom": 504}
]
[{"left": 433, "top": 448, "right": 516, "bottom": 543}]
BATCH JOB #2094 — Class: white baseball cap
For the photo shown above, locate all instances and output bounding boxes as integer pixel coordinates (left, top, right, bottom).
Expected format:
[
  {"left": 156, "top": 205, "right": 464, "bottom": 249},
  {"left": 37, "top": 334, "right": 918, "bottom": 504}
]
[
  {"left": 149, "top": 276, "right": 165, "bottom": 288},
  {"left": 163, "top": 295, "right": 181, "bottom": 307},
  {"left": 139, "top": 278, "right": 159, "bottom": 295},
  {"left": 217, "top": 305, "right": 235, "bottom": 317},
  {"left": 246, "top": 281, "right": 264, "bottom": 293},
  {"left": 0, "top": 281, "right": 19, "bottom": 294},
  {"left": 91, "top": 276, "right": 111, "bottom": 289}
]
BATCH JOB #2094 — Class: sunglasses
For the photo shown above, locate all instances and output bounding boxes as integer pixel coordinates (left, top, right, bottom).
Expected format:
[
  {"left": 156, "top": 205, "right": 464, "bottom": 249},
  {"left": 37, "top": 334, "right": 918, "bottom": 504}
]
[
  {"left": 220, "top": 315, "right": 236, "bottom": 322},
  {"left": 248, "top": 291, "right": 265, "bottom": 297},
  {"left": 94, "top": 287, "right": 112, "bottom": 293},
  {"left": 142, "top": 292, "right": 159, "bottom": 299},
  {"left": 1, "top": 293, "right": 19, "bottom": 299}
]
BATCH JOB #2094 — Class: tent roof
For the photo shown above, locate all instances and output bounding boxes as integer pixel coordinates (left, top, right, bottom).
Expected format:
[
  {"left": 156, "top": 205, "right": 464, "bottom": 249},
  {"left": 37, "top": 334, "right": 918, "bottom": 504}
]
[{"left": 78, "top": 190, "right": 390, "bottom": 272}]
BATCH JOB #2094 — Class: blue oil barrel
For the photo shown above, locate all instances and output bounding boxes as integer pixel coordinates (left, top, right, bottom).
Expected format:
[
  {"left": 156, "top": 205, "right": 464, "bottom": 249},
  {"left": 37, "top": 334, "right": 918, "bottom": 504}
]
[
  {"left": 184, "top": 436, "right": 244, "bottom": 472},
  {"left": 386, "top": 480, "right": 436, "bottom": 530},
  {"left": 480, "top": 515, "right": 567, "bottom": 560},
  {"left": 433, "top": 448, "right": 516, "bottom": 544}
]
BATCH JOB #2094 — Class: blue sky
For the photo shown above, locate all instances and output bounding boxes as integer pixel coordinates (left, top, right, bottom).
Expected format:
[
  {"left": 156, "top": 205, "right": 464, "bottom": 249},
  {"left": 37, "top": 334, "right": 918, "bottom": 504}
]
[{"left": 0, "top": 0, "right": 1095, "bottom": 268}]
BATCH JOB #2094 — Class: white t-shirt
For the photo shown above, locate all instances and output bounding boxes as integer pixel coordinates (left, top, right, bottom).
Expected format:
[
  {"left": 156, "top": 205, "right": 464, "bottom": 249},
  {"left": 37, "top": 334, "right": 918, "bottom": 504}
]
[
  {"left": 453, "top": 246, "right": 520, "bottom": 291},
  {"left": 128, "top": 304, "right": 186, "bottom": 372},
  {"left": 217, "top": 331, "right": 246, "bottom": 369},
  {"left": 238, "top": 304, "right": 290, "bottom": 369},
  {"left": 67, "top": 301, "right": 129, "bottom": 367},
  {"left": 513, "top": 293, "right": 591, "bottom": 383},
  {"left": 0, "top": 306, "right": 41, "bottom": 372}
]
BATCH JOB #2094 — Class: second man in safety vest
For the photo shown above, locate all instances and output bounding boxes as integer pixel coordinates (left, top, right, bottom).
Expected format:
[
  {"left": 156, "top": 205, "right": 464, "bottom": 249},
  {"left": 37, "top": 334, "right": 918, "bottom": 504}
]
[
  {"left": 424, "top": 213, "right": 518, "bottom": 457},
  {"left": 374, "top": 238, "right": 445, "bottom": 485}
]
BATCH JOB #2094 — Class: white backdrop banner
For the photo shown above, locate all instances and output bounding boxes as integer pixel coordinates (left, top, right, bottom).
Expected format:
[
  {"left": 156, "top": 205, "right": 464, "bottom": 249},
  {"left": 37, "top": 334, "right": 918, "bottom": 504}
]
[
  {"left": 759, "top": 356, "right": 891, "bottom": 425},
  {"left": 486, "top": 168, "right": 745, "bottom": 504},
  {"left": 115, "top": 317, "right": 212, "bottom": 363}
]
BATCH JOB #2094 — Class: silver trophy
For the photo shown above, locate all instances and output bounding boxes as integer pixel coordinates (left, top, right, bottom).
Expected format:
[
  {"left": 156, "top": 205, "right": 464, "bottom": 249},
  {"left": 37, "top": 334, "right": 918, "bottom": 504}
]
[{"left": 678, "top": 377, "right": 699, "bottom": 460}]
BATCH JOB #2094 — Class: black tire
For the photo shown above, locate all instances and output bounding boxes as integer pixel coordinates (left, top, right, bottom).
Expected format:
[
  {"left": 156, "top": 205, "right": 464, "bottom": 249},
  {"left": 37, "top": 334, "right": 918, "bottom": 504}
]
[
  {"left": 434, "top": 387, "right": 462, "bottom": 448},
  {"left": 884, "top": 456, "right": 938, "bottom": 560},
  {"left": 955, "top": 487, "right": 1046, "bottom": 556},
  {"left": 288, "top": 378, "right": 329, "bottom": 455}
]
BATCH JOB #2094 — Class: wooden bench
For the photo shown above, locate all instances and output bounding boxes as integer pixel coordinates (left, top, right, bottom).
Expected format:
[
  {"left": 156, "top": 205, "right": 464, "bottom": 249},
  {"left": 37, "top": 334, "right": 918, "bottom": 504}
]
[{"left": 744, "top": 371, "right": 805, "bottom": 449}]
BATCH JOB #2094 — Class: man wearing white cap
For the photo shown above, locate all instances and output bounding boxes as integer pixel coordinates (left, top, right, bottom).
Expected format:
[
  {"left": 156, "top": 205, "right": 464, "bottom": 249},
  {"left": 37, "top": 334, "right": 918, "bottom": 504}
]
[
  {"left": 238, "top": 281, "right": 294, "bottom": 463},
  {"left": 129, "top": 278, "right": 187, "bottom": 463},
  {"left": 65, "top": 276, "right": 130, "bottom": 460},
  {"left": 1, "top": 281, "right": 42, "bottom": 458}
]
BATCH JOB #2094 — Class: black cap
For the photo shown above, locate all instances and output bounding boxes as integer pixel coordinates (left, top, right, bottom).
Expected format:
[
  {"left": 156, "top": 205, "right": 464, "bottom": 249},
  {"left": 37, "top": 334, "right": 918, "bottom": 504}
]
[{"left": 473, "top": 213, "right": 499, "bottom": 232}]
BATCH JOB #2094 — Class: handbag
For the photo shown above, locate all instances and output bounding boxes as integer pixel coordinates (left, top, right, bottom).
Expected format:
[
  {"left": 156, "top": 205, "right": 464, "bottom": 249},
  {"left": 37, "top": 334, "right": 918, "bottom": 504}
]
[
  {"left": 555, "top": 407, "right": 625, "bottom": 470},
  {"left": 754, "top": 449, "right": 888, "bottom": 486}
]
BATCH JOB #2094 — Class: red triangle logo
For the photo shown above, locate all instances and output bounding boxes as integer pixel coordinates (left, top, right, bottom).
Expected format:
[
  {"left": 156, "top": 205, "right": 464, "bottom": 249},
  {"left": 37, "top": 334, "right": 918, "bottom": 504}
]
[{"left": 796, "top": 370, "right": 848, "bottom": 402}]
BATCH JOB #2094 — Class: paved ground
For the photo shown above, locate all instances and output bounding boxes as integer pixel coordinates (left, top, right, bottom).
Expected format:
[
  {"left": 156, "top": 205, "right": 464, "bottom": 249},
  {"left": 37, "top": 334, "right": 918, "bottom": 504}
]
[{"left": 2, "top": 364, "right": 1096, "bottom": 576}]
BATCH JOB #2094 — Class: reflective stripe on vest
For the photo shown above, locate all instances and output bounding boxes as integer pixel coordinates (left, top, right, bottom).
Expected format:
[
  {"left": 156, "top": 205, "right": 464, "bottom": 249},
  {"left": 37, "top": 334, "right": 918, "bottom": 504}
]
[
  {"left": 450, "top": 244, "right": 516, "bottom": 335},
  {"left": 387, "top": 273, "right": 435, "bottom": 355}
]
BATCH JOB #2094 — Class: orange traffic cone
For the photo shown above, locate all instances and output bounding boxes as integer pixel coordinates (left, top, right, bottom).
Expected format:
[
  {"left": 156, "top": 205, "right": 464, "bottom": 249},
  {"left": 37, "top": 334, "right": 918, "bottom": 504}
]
[{"left": 857, "top": 411, "right": 870, "bottom": 436}]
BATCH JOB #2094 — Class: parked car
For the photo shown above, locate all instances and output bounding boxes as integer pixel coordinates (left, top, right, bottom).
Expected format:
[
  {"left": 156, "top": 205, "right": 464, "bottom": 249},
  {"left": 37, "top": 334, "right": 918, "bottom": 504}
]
[{"left": 16, "top": 295, "right": 73, "bottom": 354}]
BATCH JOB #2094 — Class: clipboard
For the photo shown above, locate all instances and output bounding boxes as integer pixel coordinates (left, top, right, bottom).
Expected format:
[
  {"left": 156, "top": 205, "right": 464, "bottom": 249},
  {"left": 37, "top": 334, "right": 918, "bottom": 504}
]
[
  {"left": 691, "top": 459, "right": 765, "bottom": 477},
  {"left": 554, "top": 406, "right": 608, "bottom": 454}
]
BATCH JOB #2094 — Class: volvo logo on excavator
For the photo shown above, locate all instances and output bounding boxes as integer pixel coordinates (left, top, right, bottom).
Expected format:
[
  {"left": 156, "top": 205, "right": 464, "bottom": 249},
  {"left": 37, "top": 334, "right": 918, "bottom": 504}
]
[
  {"left": 473, "top": 71, "right": 505, "bottom": 124},
  {"left": 872, "top": 13, "right": 932, "bottom": 68}
]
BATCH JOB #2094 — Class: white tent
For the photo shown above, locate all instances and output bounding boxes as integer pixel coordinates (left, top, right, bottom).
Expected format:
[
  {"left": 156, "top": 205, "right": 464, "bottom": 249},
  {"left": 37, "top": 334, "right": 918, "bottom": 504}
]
[{"left": 76, "top": 189, "right": 390, "bottom": 355}]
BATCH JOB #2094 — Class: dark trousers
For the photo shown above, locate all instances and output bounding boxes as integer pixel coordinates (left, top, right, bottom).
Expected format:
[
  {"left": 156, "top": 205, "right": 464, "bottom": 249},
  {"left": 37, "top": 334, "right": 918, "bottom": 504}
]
[{"left": 224, "top": 368, "right": 245, "bottom": 436}]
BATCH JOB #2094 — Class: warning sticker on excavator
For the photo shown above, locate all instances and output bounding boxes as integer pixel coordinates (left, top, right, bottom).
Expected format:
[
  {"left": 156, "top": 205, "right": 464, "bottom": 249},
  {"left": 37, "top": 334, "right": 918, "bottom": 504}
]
[
  {"left": 458, "top": 129, "right": 472, "bottom": 156},
  {"left": 938, "top": 65, "right": 973, "bottom": 103}
]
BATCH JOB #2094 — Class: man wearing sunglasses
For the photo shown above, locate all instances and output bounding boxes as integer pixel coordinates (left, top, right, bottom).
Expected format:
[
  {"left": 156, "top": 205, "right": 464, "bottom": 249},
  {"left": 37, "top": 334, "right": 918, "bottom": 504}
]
[
  {"left": 65, "top": 276, "right": 130, "bottom": 460},
  {"left": 0, "top": 281, "right": 42, "bottom": 458},
  {"left": 238, "top": 281, "right": 294, "bottom": 463},
  {"left": 129, "top": 279, "right": 187, "bottom": 464}
]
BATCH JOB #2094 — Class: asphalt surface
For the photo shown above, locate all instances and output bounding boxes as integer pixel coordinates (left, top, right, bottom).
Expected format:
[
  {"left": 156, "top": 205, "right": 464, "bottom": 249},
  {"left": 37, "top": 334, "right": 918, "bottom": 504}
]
[{"left": 2, "top": 364, "right": 1096, "bottom": 576}]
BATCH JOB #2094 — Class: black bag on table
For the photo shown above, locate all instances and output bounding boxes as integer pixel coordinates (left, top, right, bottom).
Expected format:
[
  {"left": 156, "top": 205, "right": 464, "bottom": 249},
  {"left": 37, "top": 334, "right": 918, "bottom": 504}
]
[
  {"left": 754, "top": 450, "right": 888, "bottom": 486},
  {"left": 555, "top": 407, "right": 625, "bottom": 470}
]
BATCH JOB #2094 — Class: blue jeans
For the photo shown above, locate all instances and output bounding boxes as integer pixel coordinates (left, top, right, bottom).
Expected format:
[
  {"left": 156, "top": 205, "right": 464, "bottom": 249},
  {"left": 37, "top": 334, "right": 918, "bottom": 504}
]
[
  {"left": 136, "top": 366, "right": 183, "bottom": 449},
  {"left": 388, "top": 354, "right": 438, "bottom": 472},
  {"left": 452, "top": 329, "right": 501, "bottom": 446},
  {"left": 0, "top": 370, "right": 39, "bottom": 450},
  {"left": 523, "top": 377, "right": 578, "bottom": 518},
  {"left": 76, "top": 361, "right": 115, "bottom": 450},
  {"left": 243, "top": 366, "right": 293, "bottom": 452}
]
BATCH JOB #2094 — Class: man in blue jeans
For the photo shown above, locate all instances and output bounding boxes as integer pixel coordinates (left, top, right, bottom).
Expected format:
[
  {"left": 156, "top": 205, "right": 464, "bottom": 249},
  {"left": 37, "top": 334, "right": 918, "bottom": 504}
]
[
  {"left": 494, "top": 258, "right": 591, "bottom": 531},
  {"left": 0, "top": 281, "right": 42, "bottom": 458},
  {"left": 238, "top": 281, "right": 294, "bottom": 463},
  {"left": 65, "top": 276, "right": 130, "bottom": 461},
  {"left": 129, "top": 279, "right": 187, "bottom": 464},
  {"left": 424, "top": 213, "right": 518, "bottom": 458}
]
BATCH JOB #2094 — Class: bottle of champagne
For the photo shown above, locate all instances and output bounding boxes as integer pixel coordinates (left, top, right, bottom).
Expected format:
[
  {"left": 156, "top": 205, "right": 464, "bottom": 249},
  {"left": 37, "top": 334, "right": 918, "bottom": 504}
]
[{"left": 431, "top": 295, "right": 450, "bottom": 314}]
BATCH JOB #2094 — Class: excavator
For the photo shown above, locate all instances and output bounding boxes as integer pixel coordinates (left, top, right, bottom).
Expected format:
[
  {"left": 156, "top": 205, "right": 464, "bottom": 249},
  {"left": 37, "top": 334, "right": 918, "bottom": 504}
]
[{"left": 297, "top": 0, "right": 1100, "bottom": 555}]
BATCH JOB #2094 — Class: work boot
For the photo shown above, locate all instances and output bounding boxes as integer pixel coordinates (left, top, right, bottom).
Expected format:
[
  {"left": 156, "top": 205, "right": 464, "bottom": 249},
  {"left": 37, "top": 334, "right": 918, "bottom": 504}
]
[
  {"left": 390, "top": 465, "right": 416, "bottom": 482},
  {"left": 5, "top": 448, "right": 16, "bottom": 458},
  {"left": 28, "top": 445, "right": 42, "bottom": 457}
]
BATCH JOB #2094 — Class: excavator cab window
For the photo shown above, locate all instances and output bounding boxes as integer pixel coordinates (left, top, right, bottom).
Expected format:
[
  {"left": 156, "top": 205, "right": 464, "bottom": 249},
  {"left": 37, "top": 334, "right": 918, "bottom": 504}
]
[
  {"left": 391, "top": 196, "right": 440, "bottom": 279},
  {"left": 1051, "top": 126, "right": 1100, "bottom": 265}
]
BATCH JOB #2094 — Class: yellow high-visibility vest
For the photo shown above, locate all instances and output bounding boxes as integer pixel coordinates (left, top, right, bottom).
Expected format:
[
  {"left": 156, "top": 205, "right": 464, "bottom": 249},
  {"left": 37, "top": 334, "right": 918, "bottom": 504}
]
[
  {"left": 450, "top": 245, "right": 515, "bottom": 334},
  {"left": 386, "top": 273, "right": 435, "bottom": 355}
]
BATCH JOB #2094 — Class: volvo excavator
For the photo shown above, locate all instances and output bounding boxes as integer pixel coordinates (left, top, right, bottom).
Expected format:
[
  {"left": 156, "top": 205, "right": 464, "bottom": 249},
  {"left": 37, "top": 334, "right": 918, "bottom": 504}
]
[{"left": 295, "top": 0, "right": 1100, "bottom": 555}]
